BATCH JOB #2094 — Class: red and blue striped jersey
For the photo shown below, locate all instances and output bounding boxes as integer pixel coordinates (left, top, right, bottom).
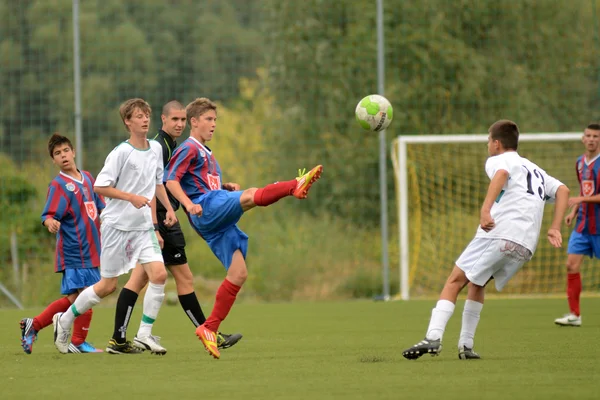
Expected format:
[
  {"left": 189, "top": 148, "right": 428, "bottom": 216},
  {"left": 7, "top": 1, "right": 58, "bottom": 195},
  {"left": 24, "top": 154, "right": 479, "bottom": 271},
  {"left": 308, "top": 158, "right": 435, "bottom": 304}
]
[
  {"left": 41, "top": 171, "right": 105, "bottom": 272},
  {"left": 575, "top": 154, "right": 600, "bottom": 235},
  {"left": 164, "top": 137, "right": 223, "bottom": 202}
]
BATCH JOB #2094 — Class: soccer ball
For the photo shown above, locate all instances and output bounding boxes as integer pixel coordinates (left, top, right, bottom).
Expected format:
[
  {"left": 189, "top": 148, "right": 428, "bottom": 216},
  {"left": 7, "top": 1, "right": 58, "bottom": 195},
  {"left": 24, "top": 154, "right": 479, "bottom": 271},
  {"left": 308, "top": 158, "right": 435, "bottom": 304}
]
[
  {"left": 355, "top": 94, "right": 393, "bottom": 132},
  {"left": 165, "top": 291, "right": 178, "bottom": 306}
]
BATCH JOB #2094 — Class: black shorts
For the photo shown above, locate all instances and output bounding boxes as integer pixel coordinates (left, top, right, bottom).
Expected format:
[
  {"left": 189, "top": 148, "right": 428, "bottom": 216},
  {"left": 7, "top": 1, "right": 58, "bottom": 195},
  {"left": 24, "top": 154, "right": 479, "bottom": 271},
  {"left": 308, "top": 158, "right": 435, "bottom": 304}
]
[{"left": 157, "top": 211, "right": 187, "bottom": 266}]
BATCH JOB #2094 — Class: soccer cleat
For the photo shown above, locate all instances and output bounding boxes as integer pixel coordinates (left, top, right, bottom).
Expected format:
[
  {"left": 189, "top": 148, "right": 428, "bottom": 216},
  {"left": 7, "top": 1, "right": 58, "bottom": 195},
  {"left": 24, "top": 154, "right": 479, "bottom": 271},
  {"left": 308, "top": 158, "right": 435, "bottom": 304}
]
[
  {"left": 217, "top": 332, "right": 243, "bottom": 349},
  {"left": 293, "top": 165, "right": 323, "bottom": 199},
  {"left": 68, "top": 342, "right": 103, "bottom": 353},
  {"left": 133, "top": 335, "right": 167, "bottom": 355},
  {"left": 20, "top": 318, "right": 38, "bottom": 355},
  {"left": 402, "top": 338, "right": 442, "bottom": 360},
  {"left": 105, "top": 339, "right": 145, "bottom": 354},
  {"left": 196, "top": 324, "right": 220, "bottom": 359},
  {"left": 554, "top": 313, "right": 582, "bottom": 327},
  {"left": 52, "top": 313, "right": 71, "bottom": 354},
  {"left": 458, "top": 346, "right": 480, "bottom": 360}
]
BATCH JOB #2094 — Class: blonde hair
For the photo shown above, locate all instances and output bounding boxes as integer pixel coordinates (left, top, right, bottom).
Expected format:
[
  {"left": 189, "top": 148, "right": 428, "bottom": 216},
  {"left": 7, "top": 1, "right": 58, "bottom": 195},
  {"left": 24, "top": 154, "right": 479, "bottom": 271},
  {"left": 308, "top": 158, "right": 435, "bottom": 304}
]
[
  {"left": 186, "top": 97, "right": 217, "bottom": 122},
  {"left": 119, "top": 98, "right": 152, "bottom": 131}
]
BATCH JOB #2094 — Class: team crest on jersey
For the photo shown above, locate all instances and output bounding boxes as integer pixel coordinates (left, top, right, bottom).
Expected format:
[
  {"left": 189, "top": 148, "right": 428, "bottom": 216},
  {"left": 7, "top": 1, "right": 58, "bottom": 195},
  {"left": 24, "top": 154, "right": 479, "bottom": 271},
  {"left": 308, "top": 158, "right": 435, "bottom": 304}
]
[
  {"left": 84, "top": 201, "right": 98, "bottom": 220},
  {"left": 65, "top": 182, "right": 75, "bottom": 192},
  {"left": 584, "top": 168, "right": 592, "bottom": 180},
  {"left": 207, "top": 173, "right": 221, "bottom": 190},
  {"left": 582, "top": 180, "right": 595, "bottom": 197},
  {"left": 199, "top": 150, "right": 206, "bottom": 158}
]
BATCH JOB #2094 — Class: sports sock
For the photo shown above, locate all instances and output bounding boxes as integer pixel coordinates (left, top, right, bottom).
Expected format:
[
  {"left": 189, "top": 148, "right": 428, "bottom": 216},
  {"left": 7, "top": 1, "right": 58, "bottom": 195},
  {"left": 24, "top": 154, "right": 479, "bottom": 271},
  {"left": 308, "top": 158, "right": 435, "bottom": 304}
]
[
  {"left": 425, "top": 299, "right": 455, "bottom": 341},
  {"left": 253, "top": 180, "right": 297, "bottom": 206},
  {"left": 72, "top": 309, "right": 93, "bottom": 346},
  {"left": 458, "top": 300, "right": 483, "bottom": 349},
  {"left": 203, "top": 279, "right": 241, "bottom": 332},
  {"left": 179, "top": 292, "right": 206, "bottom": 327},
  {"left": 112, "top": 288, "right": 139, "bottom": 342},
  {"left": 137, "top": 283, "right": 165, "bottom": 338},
  {"left": 60, "top": 286, "right": 101, "bottom": 329},
  {"left": 567, "top": 272, "right": 581, "bottom": 316},
  {"left": 33, "top": 297, "right": 71, "bottom": 331}
]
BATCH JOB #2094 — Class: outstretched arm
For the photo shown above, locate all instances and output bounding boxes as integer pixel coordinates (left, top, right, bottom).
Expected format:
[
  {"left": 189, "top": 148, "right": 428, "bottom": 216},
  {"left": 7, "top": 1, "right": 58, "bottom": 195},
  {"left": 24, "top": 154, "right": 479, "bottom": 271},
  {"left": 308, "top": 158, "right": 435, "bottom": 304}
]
[{"left": 94, "top": 186, "right": 150, "bottom": 209}]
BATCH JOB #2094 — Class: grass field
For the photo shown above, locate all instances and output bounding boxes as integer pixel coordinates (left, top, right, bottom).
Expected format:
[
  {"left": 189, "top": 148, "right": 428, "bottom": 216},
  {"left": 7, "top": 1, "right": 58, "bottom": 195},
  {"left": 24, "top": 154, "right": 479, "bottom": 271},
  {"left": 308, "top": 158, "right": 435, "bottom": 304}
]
[{"left": 1, "top": 298, "right": 598, "bottom": 400}]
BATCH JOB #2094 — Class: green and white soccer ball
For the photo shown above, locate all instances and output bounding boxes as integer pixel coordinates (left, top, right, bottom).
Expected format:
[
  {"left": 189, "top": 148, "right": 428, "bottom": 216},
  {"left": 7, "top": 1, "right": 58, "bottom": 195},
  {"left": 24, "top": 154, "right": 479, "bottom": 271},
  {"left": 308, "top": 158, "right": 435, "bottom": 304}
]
[{"left": 355, "top": 94, "right": 393, "bottom": 132}]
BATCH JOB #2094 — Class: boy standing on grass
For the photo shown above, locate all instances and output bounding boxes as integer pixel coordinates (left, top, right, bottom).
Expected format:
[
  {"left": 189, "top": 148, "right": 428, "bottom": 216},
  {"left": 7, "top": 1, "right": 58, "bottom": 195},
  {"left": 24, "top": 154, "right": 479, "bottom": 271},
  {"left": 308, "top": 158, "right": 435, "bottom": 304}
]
[
  {"left": 53, "top": 98, "right": 177, "bottom": 355},
  {"left": 20, "top": 134, "right": 105, "bottom": 354},
  {"left": 165, "top": 97, "right": 323, "bottom": 359},
  {"left": 402, "top": 120, "right": 569, "bottom": 360}
]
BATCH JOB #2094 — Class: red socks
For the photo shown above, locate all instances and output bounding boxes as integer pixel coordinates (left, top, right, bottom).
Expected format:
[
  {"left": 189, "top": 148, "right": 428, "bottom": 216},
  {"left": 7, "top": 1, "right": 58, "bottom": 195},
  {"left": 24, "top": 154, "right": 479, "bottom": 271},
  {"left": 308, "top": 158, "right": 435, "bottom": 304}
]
[
  {"left": 33, "top": 297, "right": 72, "bottom": 331},
  {"left": 253, "top": 180, "right": 296, "bottom": 207},
  {"left": 203, "top": 279, "right": 241, "bottom": 332},
  {"left": 72, "top": 309, "right": 93, "bottom": 346},
  {"left": 567, "top": 272, "right": 581, "bottom": 316}
]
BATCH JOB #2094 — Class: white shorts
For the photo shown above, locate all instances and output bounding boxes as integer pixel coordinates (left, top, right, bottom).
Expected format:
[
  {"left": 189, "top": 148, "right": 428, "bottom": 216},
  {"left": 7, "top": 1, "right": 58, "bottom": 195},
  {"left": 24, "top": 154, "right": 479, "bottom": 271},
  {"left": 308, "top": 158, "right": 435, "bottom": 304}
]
[
  {"left": 456, "top": 238, "right": 532, "bottom": 291},
  {"left": 100, "top": 225, "right": 164, "bottom": 278}
]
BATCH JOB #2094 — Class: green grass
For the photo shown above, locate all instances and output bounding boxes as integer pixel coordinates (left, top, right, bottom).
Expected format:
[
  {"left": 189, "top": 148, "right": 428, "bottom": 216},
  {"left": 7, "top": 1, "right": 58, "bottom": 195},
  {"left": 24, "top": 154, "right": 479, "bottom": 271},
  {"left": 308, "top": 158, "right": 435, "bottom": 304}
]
[{"left": 1, "top": 298, "right": 599, "bottom": 400}]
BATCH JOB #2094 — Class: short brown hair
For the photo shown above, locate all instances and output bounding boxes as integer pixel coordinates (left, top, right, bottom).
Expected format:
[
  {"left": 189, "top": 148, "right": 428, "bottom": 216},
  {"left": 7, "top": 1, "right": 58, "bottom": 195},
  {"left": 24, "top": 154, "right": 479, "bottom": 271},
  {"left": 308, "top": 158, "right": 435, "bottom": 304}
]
[
  {"left": 489, "top": 119, "right": 519, "bottom": 150},
  {"left": 162, "top": 100, "right": 185, "bottom": 117},
  {"left": 186, "top": 97, "right": 217, "bottom": 122},
  {"left": 587, "top": 123, "right": 600, "bottom": 131},
  {"left": 47, "top": 133, "right": 73, "bottom": 158},
  {"left": 119, "top": 98, "right": 151, "bottom": 131}
]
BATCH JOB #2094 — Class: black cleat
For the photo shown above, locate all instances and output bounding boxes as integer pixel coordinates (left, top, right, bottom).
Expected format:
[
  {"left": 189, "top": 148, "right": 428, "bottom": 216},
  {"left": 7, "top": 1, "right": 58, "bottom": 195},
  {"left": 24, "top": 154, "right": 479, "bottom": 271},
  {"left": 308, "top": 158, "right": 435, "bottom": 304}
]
[
  {"left": 105, "top": 339, "right": 145, "bottom": 354},
  {"left": 458, "top": 346, "right": 480, "bottom": 360},
  {"left": 217, "top": 332, "right": 243, "bottom": 349},
  {"left": 402, "top": 338, "right": 442, "bottom": 360}
]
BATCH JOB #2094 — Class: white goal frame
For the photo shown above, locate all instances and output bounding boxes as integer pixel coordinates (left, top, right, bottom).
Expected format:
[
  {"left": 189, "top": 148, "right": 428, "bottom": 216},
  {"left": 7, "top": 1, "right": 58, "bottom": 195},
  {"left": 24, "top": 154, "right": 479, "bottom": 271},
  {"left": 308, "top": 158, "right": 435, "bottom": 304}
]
[{"left": 396, "top": 132, "right": 582, "bottom": 300}]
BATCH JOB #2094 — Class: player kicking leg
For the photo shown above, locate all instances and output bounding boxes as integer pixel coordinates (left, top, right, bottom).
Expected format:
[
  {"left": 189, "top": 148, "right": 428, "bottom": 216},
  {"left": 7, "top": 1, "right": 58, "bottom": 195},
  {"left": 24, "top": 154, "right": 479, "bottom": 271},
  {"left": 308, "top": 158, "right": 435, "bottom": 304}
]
[
  {"left": 164, "top": 97, "right": 322, "bottom": 359},
  {"left": 401, "top": 120, "right": 569, "bottom": 360}
]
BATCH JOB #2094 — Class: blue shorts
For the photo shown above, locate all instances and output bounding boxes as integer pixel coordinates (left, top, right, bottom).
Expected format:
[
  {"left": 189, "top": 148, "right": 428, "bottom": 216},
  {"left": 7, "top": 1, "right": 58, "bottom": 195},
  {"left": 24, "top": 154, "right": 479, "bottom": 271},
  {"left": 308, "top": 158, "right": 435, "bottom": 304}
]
[
  {"left": 60, "top": 268, "right": 101, "bottom": 295},
  {"left": 567, "top": 231, "right": 600, "bottom": 258},
  {"left": 189, "top": 190, "right": 248, "bottom": 269}
]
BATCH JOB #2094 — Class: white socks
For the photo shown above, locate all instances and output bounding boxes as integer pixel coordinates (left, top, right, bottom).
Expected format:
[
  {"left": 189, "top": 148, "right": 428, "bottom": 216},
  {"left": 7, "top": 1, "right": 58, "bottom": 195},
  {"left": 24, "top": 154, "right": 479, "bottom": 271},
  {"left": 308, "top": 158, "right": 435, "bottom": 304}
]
[
  {"left": 458, "top": 300, "right": 483, "bottom": 349},
  {"left": 426, "top": 299, "right": 455, "bottom": 341},
  {"left": 137, "top": 282, "right": 165, "bottom": 338},
  {"left": 60, "top": 286, "right": 102, "bottom": 328}
]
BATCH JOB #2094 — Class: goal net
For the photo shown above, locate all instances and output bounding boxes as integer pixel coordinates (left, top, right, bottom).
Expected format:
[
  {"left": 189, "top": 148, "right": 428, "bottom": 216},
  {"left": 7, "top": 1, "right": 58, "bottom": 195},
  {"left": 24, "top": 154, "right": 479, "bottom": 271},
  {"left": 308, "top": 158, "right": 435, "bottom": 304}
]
[{"left": 392, "top": 132, "right": 600, "bottom": 299}]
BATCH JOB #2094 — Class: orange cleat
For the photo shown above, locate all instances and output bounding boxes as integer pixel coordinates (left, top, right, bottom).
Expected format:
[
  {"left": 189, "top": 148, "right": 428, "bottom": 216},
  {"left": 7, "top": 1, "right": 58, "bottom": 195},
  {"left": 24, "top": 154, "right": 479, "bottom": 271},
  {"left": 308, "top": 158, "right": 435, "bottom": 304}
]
[
  {"left": 195, "top": 324, "right": 220, "bottom": 359},
  {"left": 293, "top": 165, "right": 323, "bottom": 199}
]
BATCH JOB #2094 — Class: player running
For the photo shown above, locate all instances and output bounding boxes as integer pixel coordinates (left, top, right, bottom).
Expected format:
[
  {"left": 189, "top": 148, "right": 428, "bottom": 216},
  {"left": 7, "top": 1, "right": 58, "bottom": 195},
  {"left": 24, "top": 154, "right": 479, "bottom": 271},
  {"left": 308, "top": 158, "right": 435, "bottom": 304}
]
[
  {"left": 53, "top": 98, "right": 176, "bottom": 355},
  {"left": 165, "top": 97, "right": 322, "bottom": 359},
  {"left": 20, "top": 134, "right": 105, "bottom": 354},
  {"left": 402, "top": 120, "right": 569, "bottom": 360}
]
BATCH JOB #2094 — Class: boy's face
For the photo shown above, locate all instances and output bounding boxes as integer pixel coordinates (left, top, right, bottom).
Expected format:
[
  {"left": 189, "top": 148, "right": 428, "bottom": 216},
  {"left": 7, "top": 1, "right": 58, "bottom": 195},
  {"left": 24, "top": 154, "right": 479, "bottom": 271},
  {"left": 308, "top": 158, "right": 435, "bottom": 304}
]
[
  {"left": 582, "top": 128, "right": 600, "bottom": 154},
  {"left": 487, "top": 133, "right": 499, "bottom": 156},
  {"left": 192, "top": 110, "right": 217, "bottom": 143},
  {"left": 125, "top": 107, "right": 150, "bottom": 135},
  {"left": 161, "top": 109, "right": 186, "bottom": 139},
  {"left": 52, "top": 143, "right": 76, "bottom": 170}
]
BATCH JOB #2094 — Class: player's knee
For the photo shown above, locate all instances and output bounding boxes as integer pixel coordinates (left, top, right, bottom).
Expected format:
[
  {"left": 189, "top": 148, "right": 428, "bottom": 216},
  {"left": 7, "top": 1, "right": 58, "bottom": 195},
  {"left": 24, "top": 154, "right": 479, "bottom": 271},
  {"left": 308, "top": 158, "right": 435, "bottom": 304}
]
[
  {"left": 228, "top": 268, "right": 248, "bottom": 285},
  {"left": 566, "top": 262, "right": 580, "bottom": 274},
  {"left": 149, "top": 266, "right": 168, "bottom": 285},
  {"left": 240, "top": 188, "right": 258, "bottom": 209},
  {"left": 96, "top": 278, "right": 118, "bottom": 297}
]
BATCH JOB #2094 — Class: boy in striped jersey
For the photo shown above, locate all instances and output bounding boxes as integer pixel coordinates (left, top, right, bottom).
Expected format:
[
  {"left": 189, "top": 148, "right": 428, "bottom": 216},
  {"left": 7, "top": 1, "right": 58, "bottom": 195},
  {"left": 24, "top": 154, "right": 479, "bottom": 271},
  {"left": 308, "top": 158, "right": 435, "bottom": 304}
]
[
  {"left": 20, "top": 134, "right": 105, "bottom": 354},
  {"left": 554, "top": 123, "right": 600, "bottom": 326}
]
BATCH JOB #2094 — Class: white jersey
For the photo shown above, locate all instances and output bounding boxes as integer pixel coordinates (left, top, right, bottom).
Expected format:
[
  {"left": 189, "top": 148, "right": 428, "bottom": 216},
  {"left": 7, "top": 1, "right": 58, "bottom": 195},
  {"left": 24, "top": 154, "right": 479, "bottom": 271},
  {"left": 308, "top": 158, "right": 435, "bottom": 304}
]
[
  {"left": 475, "top": 151, "right": 564, "bottom": 253},
  {"left": 95, "top": 139, "right": 163, "bottom": 231}
]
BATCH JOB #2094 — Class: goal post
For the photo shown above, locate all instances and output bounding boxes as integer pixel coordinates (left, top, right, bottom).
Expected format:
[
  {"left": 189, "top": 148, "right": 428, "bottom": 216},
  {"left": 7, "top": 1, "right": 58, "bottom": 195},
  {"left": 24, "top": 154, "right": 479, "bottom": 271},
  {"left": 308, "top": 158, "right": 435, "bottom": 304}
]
[{"left": 393, "top": 132, "right": 584, "bottom": 300}]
